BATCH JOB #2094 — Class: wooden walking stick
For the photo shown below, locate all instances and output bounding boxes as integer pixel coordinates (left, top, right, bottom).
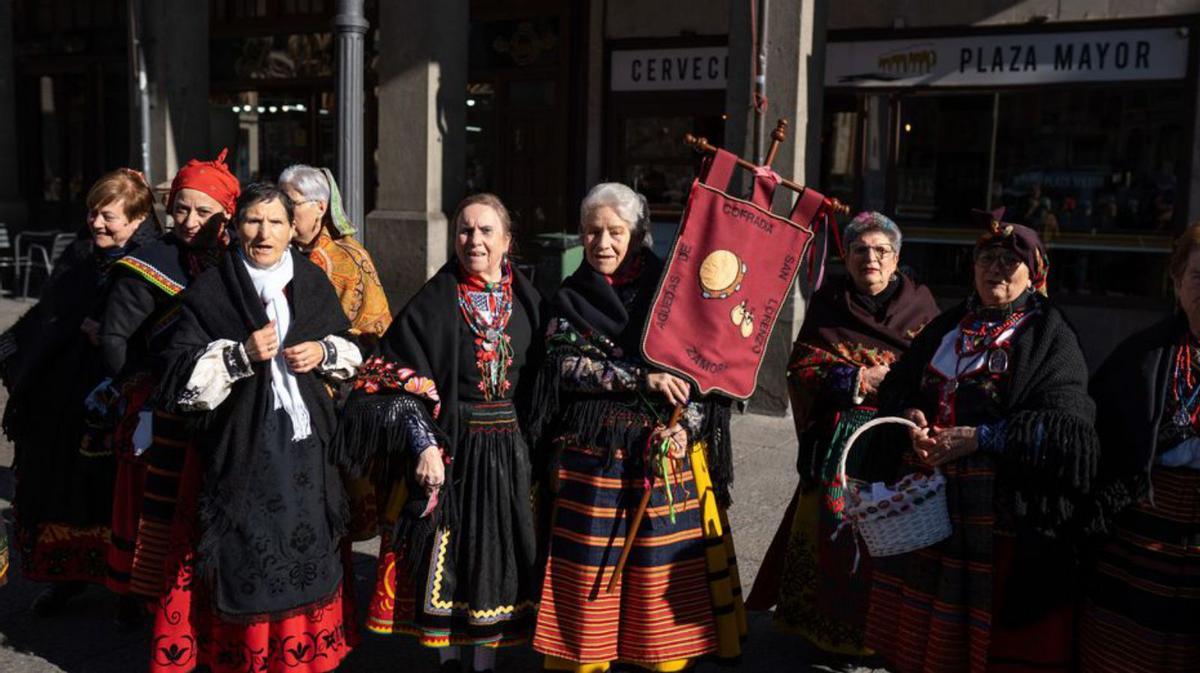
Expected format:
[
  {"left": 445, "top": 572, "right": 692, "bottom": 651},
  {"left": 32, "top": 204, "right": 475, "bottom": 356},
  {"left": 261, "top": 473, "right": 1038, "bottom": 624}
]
[{"left": 606, "top": 404, "right": 686, "bottom": 594}]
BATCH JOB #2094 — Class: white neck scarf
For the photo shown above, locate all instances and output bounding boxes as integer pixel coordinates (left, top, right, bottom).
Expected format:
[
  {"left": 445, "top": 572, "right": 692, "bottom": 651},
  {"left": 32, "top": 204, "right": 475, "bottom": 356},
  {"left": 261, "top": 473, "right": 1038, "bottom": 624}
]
[{"left": 239, "top": 249, "right": 311, "bottom": 440}]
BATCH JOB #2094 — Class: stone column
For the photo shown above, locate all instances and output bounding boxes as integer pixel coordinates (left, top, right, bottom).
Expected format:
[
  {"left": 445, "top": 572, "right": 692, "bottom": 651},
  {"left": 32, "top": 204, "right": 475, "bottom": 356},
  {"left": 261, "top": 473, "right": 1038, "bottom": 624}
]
[
  {"left": 367, "top": 0, "right": 467, "bottom": 306},
  {"left": 744, "top": 0, "right": 829, "bottom": 415},
  {"left": 334, "top": 0, "right": 368, "bottom": 231},
  {"left": 142, "top": 0, "right": 210, "bottom": 184},
  {"left": 0, "top": 0, "right": 26, "bottom": 228}
]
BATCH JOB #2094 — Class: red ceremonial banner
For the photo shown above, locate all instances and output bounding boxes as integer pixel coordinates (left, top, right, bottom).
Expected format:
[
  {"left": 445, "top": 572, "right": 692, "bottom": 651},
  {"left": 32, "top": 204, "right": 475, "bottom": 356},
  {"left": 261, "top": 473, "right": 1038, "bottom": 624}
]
[{"left": 641, "top": 149, "right": 827, "bottom": 399}]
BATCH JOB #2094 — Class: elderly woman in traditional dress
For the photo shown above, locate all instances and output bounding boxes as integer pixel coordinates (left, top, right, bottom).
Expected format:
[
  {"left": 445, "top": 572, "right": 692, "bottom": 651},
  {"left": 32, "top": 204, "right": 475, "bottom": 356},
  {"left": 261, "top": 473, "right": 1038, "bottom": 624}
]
[
  {"left": 279, "top": 164, "right": 391, "bottom": 542},
  {"left": 147, "top": 183, "right": 361, "bottom": 673},
  {"left": 862, "top": 209, "right": 1100, "bottom": 673},
  {"left": 277, "top": 164, "right": 390, "bottom": 342},
  {"left": 1, "top": 168, "right": 158, "bottom": 613},
  {"left": 1079, "top": 221, "right": 1200, "bottom": 672},
  {"left": 530, "top": 182, "right": 745, "bottom": 673},
  {"left": 334, "top": 193, "right": 541, "bottom": 673},
  {"left": 102, "top": 151, "right": 239, "bottom": 618},
  {"left": 746, "top": 212, "right": 938, "bottom": 655}
]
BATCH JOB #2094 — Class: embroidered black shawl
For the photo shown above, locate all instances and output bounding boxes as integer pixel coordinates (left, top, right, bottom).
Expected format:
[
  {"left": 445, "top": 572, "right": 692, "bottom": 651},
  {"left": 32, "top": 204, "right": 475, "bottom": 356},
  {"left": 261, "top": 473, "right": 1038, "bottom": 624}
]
[
  {"left": 157, "top": 250, "right": 351, "bottom": 618},
  {"left": 870, "top": 297, "right": 1101, "bottom": 537},
  {"left": 331, "top": 261, "right": 543, "bottom": 567},
  {"left": 530, "top": 250, "right": 735, "bottom": 504}
]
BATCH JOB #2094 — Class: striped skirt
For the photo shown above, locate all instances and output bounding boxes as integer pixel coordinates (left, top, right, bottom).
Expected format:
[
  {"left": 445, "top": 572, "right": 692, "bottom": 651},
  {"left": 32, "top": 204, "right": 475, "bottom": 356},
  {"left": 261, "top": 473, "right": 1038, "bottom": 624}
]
[
  {"left": 0, "top": 522, "right": 8, "bottom": 587},
  {"left": 1079, "top": 466, "right": 1200, "bottom": 672},
  {"left": 128, "top": 410, "right": 191, "bottom": 598},
  {"left": 533, "top": 439, "right": 746, "bottom": 670}
]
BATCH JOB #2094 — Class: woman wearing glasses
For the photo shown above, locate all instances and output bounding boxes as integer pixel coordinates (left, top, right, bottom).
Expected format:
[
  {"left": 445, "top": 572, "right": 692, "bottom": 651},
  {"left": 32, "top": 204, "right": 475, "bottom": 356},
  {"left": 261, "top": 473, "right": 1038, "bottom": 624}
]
[
  {"left": 747, "top": 212, "right": 938, "bottom": 656},
  {"left": 861, "top": 209, "right": 1100, "bottom": 673}
]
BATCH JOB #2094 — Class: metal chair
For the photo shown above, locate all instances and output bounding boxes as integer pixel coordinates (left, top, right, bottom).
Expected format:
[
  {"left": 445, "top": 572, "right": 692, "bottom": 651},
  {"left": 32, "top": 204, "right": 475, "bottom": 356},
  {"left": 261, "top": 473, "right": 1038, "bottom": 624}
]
[
  {"left": 21, "top": 232, "right": 77, "bottom": 300},
  {"left": 0, "top": 224, "right": 16, "bottom": 293}
]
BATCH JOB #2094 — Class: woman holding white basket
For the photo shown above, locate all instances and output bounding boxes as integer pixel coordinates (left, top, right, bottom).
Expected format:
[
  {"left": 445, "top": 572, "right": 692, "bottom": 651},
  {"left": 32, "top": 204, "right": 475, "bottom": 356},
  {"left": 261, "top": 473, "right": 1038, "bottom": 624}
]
[{"left": 860, "top": 208, "right": 1101, "bottom": 673}]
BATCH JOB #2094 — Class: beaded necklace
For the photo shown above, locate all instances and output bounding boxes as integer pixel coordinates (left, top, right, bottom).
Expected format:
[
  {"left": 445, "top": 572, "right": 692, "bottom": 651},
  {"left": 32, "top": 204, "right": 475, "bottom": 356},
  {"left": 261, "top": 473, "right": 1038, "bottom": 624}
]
[
  {"left": 1171, "top": 335, "right": 1200, "bottom": 428},
  {"left": 457, "top": 263, "right": 514, "bottom": 400},
  {"left": 935, "top": 307, "right": 1028, "bottom": 427}
]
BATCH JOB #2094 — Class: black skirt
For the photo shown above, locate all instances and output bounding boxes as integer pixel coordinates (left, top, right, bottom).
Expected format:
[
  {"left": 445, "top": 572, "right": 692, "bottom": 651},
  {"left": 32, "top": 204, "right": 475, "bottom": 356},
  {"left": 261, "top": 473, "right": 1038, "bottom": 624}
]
[{"left": 388, "top": 399, "right": 538, "bottom": 646}]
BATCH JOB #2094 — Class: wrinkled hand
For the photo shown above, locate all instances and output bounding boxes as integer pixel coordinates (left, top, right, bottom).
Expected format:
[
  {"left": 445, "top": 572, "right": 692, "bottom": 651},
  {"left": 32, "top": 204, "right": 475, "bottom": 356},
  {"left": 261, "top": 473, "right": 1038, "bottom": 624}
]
[
  {"left": 283, "top": 341, "right": 324, "bottom": 374},
  {"left": 902, "top": 408, "right": 937, "bottom": 454},
  {"left": 859, "top": 364, "right": 890, "bottom": 396},
  {"left": 916, "top": 426, "right": 978, "bottom": 467},
  {"left": 646, "top": 372, "right": 691, "bottom": 407},
  {"left": 80, "top": 318, "right": 101, "bottom": 346},
  {"left": 415, "top": 445, "right": 445, "bottom": 495},
  {"left": 650, "top": 423, "right": 689, "bottom": 460},
  {"left": 244, "top": 320, "right": 279, "bottom": 362}
]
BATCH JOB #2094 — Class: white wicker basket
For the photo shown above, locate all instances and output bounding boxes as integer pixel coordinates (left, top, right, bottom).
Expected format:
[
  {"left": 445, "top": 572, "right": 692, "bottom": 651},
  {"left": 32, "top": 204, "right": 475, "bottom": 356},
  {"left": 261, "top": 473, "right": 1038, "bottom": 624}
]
[{"left": 835, "top": 416, "right": 952, "bottom": 558}]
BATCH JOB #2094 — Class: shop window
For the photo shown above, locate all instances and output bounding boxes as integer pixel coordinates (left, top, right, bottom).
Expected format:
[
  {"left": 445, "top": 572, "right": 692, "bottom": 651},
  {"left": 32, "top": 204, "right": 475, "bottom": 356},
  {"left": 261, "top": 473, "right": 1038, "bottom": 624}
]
[
  {"left": 893, "top": 94, "right": 994, "bottom": 224},
  {"left": 607, "top": 106, "right": 725, "bottom": 218},
  {"left": 211, "top": 92, "right": 334, "bottom": 184},
  {"left": 992, "top": 86, "right": 1187, "bottom": 235}
]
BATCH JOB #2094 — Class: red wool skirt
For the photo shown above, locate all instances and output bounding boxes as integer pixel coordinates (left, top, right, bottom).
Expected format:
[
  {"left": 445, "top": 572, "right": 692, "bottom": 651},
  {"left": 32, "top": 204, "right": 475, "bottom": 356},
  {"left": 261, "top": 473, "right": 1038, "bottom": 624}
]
[{"left": 146, "top": 443, "right": 353, "bottom": 673}]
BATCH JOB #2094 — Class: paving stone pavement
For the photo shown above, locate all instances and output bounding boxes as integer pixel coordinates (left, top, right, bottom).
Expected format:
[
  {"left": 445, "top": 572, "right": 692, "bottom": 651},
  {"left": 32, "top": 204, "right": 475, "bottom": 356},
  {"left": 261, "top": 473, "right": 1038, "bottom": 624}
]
[{"left": 0, "top": 296, "right": 886, "bottom": 673}]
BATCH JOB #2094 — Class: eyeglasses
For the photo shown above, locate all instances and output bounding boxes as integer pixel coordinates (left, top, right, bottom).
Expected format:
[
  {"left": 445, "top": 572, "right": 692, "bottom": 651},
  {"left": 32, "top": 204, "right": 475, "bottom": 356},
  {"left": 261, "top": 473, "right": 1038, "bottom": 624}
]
[
  {"left": 848, "top": 244, "right": 895, "bottom": 260},
  {"left": 975, "top": 249, "right": 1023, "bottom": 270}
]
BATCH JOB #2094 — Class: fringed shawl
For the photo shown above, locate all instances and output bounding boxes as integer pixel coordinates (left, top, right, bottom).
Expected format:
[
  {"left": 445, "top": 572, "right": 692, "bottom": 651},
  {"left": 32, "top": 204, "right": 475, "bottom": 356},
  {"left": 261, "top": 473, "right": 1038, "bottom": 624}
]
[
  {"left": 529, "top": 250, "right": 735, "bottom": 505},
  {"left": 788, "top": 273, "right": 938, "bottom": 484},
  {"left": 330, "top": 261, "right": 543, "bottom": 568},
  {"left": 156, "top": 250, "right": 351, "bottom": 618},
  {"left": 871, "top": 296, "right": 1100, "bottom": 537}
]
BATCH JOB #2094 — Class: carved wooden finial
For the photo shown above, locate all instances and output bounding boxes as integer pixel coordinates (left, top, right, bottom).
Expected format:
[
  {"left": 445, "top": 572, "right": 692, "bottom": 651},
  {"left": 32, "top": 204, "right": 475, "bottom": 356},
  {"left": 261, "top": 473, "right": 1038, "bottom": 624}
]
[{"left": 765, "top": 118, "right": 789, "bottom": 166}]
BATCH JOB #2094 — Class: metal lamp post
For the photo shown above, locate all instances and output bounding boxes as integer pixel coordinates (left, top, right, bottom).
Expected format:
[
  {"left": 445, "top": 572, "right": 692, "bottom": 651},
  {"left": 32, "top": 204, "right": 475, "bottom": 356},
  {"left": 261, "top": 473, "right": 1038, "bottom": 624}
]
[{"left": 334, "top": 0, "right": 369, "bottom": 239}]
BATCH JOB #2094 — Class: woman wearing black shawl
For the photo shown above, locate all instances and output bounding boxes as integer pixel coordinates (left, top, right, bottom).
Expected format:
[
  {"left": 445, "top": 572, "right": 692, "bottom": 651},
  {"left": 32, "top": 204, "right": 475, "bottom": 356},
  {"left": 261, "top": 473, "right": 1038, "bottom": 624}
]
[
  {"left": 0, "top": 169, "right": 158, "bottom": 611},
  {"left": 333, "top": 193, "right": 541, "bottom": 673},
  {"left": 147, "top": 184, "right": 361, "bottom": 673},
  {"left": 861, "top": 209, "right": 1100, "bottom": 673},
  {"left": 746, "top": 212, "right": 938, "bottom": 655},
  {"left": 1078, "top": 222, "right": 1200, "bottom": 672},
  {"left": 530, "top": 183, "right": 743, "bottom": 673}
]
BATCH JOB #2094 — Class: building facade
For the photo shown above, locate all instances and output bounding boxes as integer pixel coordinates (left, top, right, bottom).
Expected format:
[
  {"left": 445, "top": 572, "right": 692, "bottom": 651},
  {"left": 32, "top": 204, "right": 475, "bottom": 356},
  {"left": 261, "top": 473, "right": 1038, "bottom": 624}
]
[{"left": 1, "top": 0, "right": 1196, "bottom": 410}]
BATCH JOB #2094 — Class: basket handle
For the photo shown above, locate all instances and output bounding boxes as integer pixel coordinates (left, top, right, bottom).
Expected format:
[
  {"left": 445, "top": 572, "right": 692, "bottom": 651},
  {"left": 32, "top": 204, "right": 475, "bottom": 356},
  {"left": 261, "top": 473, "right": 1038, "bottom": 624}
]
[{"left": 835, "top": 415, "right": 919, "bottom": 487}]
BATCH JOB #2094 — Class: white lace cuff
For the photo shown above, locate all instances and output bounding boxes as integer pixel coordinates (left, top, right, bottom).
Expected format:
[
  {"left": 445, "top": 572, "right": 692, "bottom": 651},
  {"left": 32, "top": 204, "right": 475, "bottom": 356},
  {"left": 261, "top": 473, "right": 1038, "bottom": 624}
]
[{"left": 176, "top": 339, "right": 254, "bottom": 411}]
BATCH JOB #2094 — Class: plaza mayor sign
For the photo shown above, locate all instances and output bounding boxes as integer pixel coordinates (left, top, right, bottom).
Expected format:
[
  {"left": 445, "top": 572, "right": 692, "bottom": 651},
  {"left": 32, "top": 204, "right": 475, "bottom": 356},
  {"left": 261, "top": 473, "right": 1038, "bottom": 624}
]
[{"left": 827, "top": 27, "right": 1189, "bottom": 87}]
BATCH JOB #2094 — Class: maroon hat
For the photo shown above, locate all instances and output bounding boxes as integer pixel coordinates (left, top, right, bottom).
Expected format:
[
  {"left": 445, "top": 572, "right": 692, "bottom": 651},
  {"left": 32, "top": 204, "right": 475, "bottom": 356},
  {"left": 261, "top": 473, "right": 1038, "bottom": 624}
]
[{"left": 971, "top": 207, "right": 1049, "bottom": 296}]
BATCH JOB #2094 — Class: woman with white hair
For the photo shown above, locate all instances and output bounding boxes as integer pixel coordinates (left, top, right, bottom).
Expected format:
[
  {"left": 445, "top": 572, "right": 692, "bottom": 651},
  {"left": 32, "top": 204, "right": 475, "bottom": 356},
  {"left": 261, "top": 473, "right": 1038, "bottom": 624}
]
[
  {"left": 530, "top": 182, "right": 745, "bottom": 672},
  {"left": 278, "top": 164, "right": 391, "bottom": 343}
]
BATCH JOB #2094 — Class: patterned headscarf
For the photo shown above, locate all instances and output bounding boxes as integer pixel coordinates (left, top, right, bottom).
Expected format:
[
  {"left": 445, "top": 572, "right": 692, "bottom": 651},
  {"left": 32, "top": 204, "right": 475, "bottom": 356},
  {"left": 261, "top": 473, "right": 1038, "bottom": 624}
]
[
  {"left": 972, "top": 207, "right": 1050, "bottom": 296},
  {"left": 319, "top": 167, "right": 357, "bottom": 236}
]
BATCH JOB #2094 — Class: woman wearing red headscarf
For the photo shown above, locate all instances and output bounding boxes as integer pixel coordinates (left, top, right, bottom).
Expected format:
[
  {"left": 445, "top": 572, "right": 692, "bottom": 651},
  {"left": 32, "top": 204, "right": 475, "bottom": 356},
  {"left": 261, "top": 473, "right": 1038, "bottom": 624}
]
[{"left": 99, "top": 150, "right": 240, "bottom": 622}]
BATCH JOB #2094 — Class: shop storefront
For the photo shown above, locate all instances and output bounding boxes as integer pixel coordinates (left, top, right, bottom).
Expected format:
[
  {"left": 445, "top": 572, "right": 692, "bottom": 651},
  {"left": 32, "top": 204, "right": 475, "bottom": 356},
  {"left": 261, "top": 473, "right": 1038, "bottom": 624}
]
[
  {"left": 207, "top": 0, "right": 378, "bottom": 203},
  {"left": 604, "top": 39, "right": 728, "bottom": 222},
  {"left": 821, "top": 19, "right": 1197, "bottom": 306}
]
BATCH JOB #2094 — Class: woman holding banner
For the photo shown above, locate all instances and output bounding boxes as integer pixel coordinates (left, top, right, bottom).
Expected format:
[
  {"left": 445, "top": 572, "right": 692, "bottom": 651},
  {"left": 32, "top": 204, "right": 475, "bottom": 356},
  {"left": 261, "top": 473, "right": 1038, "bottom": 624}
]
[
  {"left": 746, "top": 212, "right": 938, "bottom": 655},
  {"left": 861, "top": 209, "right": 1100, "bottom": 673},
  {"left": 530, "top": 182, "right": 744, "bottom": 672}
]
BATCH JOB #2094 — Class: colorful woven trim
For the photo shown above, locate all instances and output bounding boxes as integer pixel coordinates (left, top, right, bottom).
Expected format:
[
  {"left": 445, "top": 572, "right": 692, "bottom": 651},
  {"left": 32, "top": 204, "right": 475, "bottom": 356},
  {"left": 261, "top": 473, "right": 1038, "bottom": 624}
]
[{"left": 114, "top": 257, "right": 184, "bottom": 296}]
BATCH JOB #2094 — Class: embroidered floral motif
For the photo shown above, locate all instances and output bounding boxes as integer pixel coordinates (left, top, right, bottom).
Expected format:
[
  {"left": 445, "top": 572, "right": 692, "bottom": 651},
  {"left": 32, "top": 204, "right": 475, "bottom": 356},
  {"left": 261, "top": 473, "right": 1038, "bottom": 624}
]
[{"left": 354, "top": 356, "right": 442, "bottom": 418}]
